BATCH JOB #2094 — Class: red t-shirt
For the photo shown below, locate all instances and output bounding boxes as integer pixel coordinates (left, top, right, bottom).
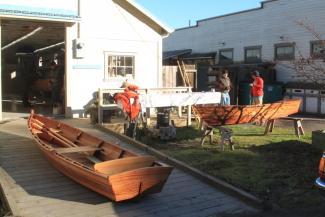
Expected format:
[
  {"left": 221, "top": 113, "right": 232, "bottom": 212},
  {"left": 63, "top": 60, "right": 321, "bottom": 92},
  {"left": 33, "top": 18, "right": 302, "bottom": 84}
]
[{"left": 251, "top": 77, "right": 264, "bottom": 97}]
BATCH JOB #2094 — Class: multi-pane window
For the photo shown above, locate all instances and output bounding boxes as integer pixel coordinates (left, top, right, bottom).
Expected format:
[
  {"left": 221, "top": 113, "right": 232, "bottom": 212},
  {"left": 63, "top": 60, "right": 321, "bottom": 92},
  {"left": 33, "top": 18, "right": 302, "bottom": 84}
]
[
  {"left": 245, "top": 46, "right": 262, "bottom": 63},
  {"left": 105, "top": 54, "right": 134, "bottom": 79},
  {"left": 219, "top": 49, "right": 234, "bottom": 64},
  {"left": 311, "top": 40, "right": 325, "bottom": 59},
  {"left": 275, "top": 43, "right": 295, "bottom": 60}
]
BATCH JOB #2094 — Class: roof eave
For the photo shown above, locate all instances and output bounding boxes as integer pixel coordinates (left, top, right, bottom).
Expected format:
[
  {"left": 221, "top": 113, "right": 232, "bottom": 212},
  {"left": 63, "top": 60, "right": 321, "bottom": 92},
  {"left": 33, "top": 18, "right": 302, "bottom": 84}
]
[{"left": 112, "top": 0, "right": 173, "bottom": 36}]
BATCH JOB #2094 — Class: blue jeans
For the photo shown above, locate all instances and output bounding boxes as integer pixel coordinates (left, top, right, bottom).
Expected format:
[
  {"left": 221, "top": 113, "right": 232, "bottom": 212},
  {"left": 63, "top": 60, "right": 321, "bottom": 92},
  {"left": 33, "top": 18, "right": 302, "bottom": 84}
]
[{"left": 221, "top": 92, "right": 230, "bottom": 106}]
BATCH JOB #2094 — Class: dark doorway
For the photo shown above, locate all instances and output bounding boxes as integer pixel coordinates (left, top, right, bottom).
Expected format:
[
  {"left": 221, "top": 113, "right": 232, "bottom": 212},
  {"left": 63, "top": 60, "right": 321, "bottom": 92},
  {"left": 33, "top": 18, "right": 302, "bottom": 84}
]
[{"left": 1, "top": 19, "right": 66, "bottom": 116}]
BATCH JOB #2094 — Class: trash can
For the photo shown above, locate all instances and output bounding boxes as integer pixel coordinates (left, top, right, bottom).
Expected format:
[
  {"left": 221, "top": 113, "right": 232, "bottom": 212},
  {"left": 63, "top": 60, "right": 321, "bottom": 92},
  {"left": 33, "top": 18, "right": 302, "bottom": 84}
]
[
  {"left": 157, "top": 108, "right": 171, "bottom": 128},
  {"left": 238, "top": 83, "right": 252, "bottom": 105},
  {"left": 263, "top": 83, "right": 283, "bottom": 103}
]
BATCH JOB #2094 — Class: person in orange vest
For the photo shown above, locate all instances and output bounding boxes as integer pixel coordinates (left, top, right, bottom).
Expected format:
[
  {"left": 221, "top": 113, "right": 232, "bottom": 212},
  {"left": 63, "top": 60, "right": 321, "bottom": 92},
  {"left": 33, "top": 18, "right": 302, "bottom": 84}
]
[
  {"left": 250, "top": 70, "right": 264, "bottom": 105},
  {"left": 115, "top": 80, "right": 141, "bottom": 121}
]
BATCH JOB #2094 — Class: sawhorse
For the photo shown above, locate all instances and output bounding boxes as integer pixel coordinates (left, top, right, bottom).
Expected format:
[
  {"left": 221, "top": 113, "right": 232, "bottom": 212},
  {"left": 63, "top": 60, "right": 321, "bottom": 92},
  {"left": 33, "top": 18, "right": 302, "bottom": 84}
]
[
  {"left": 264, "top": 117, "right": 305, "bottom": 138},
  {"left": 200, "top": 123, "right": 235, "bottom": 151}
]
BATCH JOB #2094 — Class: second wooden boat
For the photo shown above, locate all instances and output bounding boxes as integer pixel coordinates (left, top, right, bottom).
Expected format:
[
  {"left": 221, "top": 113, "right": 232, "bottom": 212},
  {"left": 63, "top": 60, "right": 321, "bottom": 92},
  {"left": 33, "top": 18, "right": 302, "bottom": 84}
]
[
  {"left": 193, "top": 99, "right": 301, "bottom": 126},
  {"left": 28, "top": 112, "right": 173, "bottom": 202}
]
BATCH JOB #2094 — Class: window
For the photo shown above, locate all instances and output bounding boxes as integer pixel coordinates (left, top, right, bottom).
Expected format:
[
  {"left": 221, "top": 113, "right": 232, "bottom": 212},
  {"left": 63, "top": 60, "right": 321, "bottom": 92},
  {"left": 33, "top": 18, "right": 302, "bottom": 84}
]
[
  {"left": 105, "top": 53, "right": 135, "bottom": 79},
  {"left": 219, "top": 49, "right": 234, "bottom": 64},
  {"left": 311, "top": 40, "right": 325, "bottom": 59},
  {"left": 245, "top": 46, "right": 262, "bottom": 63},
  {"left": 275, "top": 43, "right": 295, "bottom": 60}
]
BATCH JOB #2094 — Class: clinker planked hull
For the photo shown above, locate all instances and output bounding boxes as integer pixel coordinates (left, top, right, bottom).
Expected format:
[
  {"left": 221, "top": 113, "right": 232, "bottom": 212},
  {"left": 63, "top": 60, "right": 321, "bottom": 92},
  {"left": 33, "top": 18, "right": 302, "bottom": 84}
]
[{"left": 193, "top": 99, "right": 301, "bottom": 126}]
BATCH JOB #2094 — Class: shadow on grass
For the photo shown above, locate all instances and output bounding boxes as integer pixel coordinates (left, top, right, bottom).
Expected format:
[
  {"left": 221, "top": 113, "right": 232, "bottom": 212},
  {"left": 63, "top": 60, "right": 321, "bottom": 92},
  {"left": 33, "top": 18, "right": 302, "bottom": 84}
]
[
  {"left": 157, "top": 138, "right": 325, "bottom": 213},
  {"left": 242, "top": 139, "right": 321, "bottom": 156},
  {"left": 247, "top": 140, "right": 321, "bottom": 187},
  {"left": 234, "top": 133, "right": 266, "bottom": 137},
  {"left": 234, "top": 133, "right": 297, "bottom": 137},
  {"left": 174, "top": 126, "right": 203, "bottom": 140},
  {"left": 143, "top": 123, "right": 323, "bottom": 213},
  {"left": 235, "top": 140, "right": 325, "bottom": 212}
]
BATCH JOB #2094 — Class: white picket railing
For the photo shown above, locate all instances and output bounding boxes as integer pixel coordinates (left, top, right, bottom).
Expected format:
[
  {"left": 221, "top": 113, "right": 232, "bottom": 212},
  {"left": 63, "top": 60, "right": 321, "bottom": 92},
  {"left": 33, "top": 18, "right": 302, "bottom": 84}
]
[{"left": 97, "top": 87, "right": 192, "bottom": 125}]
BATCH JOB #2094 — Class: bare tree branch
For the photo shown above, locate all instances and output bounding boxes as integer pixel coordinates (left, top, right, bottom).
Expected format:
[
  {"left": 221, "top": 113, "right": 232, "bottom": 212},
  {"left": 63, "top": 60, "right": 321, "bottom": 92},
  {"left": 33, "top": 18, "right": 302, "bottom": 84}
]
[{"left": 289, "top": 20, "right": 325, "bottom": 84}]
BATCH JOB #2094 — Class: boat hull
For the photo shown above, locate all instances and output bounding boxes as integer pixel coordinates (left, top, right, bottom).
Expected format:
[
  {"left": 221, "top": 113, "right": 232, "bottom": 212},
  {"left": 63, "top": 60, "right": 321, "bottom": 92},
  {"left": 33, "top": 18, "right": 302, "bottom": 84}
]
[
  {"left": 193, "top": 99, "right": 301, "bottom": 126},
  {"left": 28, "top": 113, "right": 173, "bottom": 202}
]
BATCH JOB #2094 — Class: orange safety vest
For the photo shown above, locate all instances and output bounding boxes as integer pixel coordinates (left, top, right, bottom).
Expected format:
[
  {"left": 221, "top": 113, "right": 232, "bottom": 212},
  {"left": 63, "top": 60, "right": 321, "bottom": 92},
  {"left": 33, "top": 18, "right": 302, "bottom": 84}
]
[{"left": 114, "top": 85, "right": 141, "bottom": 121}]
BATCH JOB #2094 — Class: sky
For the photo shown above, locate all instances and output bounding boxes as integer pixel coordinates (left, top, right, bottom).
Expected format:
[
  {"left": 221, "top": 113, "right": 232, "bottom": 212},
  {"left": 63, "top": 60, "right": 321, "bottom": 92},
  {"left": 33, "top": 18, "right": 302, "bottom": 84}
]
[{"left": 135, "top": 0, "right": 262, "bottom": 29}]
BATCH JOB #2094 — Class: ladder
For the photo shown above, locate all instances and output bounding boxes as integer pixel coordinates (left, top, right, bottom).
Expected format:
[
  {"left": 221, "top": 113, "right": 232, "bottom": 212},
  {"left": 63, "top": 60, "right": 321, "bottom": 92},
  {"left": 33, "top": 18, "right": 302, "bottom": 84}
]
[{"left": 177, "top": 59, "right": 192, "bottom": 87}]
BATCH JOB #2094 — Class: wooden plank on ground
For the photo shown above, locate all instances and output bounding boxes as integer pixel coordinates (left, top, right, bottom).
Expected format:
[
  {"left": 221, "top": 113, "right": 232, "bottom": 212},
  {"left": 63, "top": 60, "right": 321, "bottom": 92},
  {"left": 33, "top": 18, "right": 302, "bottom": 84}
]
[{"left": 0, "top": 118, "right": 256, "bottom": 217}]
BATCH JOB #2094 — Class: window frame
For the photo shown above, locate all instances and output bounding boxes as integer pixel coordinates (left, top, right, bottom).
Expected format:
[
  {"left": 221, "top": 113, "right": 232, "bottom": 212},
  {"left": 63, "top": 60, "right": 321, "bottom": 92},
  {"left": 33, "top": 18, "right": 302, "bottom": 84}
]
[
  {"left": 218, "top": 48, "right": 234, "bottom": 65},
  {"left": 104, "top": 52, "right": 135, "bottom": 80},
  {"left": 310, "top": 40, "right": 325, "bottom": 59},
  {"left": 274, "top": 43, "right": 295, "bottom": 61},
  {"left": 244, "top": 46, "right": 262, "bottom": 63}
]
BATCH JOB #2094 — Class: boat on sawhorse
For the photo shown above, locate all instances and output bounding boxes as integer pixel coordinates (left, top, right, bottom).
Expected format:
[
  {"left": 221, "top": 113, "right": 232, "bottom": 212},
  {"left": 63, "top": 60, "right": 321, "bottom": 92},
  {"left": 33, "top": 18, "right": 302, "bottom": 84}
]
[{"left": 193, "top": 99, "right": 301, "bottom": 126}]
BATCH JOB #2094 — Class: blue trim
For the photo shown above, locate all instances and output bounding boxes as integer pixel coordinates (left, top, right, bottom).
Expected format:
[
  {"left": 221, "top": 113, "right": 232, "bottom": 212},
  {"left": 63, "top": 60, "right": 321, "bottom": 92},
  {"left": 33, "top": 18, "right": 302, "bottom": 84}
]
[
  {"left": 72, "top": 65, "right": 102, "bottom": 70},
  {"left": 0, "top": 4, "right": 79, "bottom": 20},
  {"left": 316, "top": 177, "right": 325, "bottom": 189}
]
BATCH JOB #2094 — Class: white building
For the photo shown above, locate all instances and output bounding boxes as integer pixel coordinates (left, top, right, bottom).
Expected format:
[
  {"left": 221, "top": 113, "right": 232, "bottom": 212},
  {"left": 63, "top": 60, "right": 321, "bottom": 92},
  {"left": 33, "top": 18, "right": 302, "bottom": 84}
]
[
  {"left": 164, "top": 0, "right": 325, "bottom": 84},
  {"left": 0, "top": 0, "right": 172, "bottom": 120}
]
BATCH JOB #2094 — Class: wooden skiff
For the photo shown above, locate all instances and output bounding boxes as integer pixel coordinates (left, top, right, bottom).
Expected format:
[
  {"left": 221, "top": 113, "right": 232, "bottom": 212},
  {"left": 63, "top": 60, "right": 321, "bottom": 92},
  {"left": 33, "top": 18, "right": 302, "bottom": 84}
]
[
  {"left": 28, "top": 112, "right": 173, "bottom": 202},
  {"left": 193, "top": 99, "right": 301, "bottom": 126}
]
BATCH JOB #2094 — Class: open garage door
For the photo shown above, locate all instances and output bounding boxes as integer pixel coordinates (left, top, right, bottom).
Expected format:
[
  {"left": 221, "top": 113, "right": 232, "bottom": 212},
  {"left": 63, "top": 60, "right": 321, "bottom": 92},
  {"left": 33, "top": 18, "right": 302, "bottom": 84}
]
[{"left": 1, "top": 19, "right": 66, "bottom": 119}]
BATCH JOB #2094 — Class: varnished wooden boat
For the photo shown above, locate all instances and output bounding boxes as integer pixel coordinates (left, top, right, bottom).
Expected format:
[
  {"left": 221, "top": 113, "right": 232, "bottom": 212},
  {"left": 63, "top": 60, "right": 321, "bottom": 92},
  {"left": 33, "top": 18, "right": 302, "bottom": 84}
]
[
  {"left": 193, "top": 99, "right": 301, "bottom": 126},
  {"left": 28, "top": 112, "right": 173, "bottom": 202}
]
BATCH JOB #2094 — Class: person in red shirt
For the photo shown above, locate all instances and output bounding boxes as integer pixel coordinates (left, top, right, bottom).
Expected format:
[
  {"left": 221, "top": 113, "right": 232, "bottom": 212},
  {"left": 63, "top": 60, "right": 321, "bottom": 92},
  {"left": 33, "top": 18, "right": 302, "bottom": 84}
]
[{"left": 250, "top": 71, "right": 264, "bottom": 105}]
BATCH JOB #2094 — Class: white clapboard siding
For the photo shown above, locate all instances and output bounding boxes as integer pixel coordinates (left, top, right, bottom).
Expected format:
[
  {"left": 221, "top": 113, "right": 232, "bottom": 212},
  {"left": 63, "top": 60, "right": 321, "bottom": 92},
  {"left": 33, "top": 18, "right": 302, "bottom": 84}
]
[{"left": 163, "top": 0, "right": 325, "bottom": 83}]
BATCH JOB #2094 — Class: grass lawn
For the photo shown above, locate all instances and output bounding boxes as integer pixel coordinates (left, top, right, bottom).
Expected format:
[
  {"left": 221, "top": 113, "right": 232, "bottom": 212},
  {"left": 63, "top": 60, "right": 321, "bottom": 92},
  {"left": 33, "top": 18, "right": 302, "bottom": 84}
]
[{"left": 143, "top": 123, "right": 325, "bottom": 212}]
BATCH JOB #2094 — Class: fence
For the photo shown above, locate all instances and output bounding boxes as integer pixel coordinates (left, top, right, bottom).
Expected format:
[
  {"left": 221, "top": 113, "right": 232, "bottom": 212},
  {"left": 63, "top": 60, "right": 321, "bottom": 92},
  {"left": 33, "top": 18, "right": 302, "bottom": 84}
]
[{"left": 98, "top": 87, "right": 192, "bottom": 125}]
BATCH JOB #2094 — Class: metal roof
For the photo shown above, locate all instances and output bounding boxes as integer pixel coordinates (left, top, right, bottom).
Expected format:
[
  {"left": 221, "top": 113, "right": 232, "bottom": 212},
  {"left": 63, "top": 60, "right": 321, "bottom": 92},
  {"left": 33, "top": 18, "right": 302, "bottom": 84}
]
[{"left": 163, "top": 49, "right": 192, "bottom": 60}]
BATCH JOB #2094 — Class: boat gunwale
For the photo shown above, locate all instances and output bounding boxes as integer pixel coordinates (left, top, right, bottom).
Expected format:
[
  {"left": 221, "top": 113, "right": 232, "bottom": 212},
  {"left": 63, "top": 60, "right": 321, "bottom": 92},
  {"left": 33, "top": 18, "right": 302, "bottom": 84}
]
[
  {"left": 28, "top": 113, "right": 171, "bottom": 178},
  {"left": 193, "top": 99, "right": 300, "bottom": 109}
]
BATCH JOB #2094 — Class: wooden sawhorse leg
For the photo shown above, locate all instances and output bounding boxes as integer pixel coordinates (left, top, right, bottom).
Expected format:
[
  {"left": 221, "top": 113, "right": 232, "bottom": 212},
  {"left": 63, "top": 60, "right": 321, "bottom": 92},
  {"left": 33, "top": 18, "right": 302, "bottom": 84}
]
[
  {"left": 264, "top": 119, "right": 275, "bottom": 135},
  {"left": 294, "top": 119, "right": 305, "bottom": 138},
  {"left": 218, "top": 126, "right": 234, "bottom": 151},
  {"left": 200, "top": 126, "right": 214, "bottom": 146},
  {"left": 264, "top": 118, "right": 305, "bottom": 138}
]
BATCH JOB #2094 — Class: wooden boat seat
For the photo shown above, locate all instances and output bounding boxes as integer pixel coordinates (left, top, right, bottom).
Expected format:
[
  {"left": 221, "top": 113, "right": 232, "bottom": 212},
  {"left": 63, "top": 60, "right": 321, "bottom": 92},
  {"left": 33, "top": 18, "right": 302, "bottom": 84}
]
[
  {"left": 54, "top": 146, "right": 101, "bottom": 154},
  {"left": 87, "top": 156, "right": 102, "bottom": 164},
  {"left": 94, "top": 156, "right": 155, "bottom": 176}
]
